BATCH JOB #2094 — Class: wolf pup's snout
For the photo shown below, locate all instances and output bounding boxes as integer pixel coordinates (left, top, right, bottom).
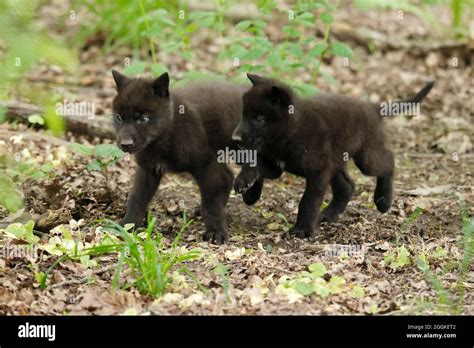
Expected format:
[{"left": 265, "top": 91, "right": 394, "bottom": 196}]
[
  {"left": 120, "top": 138, "right": 134, "bottom": 151},
  {"left": 231, "top": 127, "right": 242, "bottom": 142}
]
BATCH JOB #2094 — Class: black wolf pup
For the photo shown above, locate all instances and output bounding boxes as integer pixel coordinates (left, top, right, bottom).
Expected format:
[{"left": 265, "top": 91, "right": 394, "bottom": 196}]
[
  {"left": 111, "top": 70, "right": 247, "bottom": 243},
  {"left": 232, "top": 73, "right": 434, "bottom": 239}
]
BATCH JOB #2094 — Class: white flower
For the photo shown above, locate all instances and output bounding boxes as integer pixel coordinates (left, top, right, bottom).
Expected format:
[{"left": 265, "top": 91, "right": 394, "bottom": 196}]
[
  {"left": 69, "top": 219, "right": 85, "bottom": 231},
  {"left": 10, "top": 135, "right": 23, "bottom": 144}
]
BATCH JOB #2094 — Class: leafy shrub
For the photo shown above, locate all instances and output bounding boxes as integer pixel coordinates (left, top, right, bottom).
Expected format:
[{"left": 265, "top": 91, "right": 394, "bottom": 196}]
[{"left": 72, "top": 0, "right": 353, "bottom": 95}]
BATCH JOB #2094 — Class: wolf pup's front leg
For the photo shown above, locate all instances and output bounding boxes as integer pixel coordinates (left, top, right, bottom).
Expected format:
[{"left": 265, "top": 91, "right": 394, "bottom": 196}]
[
  {"left": 121, "top": 165, "right": 162, "bottom": 227},
  {"left": 194, "top": 161, "right": 233, "bottom": 244},
  {"left": 234, "top": 156, "right": 283, "bottom": 205},
  {"left": 289, "top": 170, "right": 331, "bottom": 239}
]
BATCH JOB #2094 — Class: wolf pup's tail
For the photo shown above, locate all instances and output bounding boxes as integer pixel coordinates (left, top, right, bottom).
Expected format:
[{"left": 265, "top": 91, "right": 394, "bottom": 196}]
[
  {"left": 378, "top": 81, "right": 435, "bottom": 117},
  {"left": 400, "top": 81, "right": 435, "bottom": 104}
]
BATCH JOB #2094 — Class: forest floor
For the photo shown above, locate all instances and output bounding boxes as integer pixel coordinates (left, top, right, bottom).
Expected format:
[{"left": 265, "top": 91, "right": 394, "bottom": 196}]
[{"left": 0, "top": 2, "right": 472, "bottom": 315}]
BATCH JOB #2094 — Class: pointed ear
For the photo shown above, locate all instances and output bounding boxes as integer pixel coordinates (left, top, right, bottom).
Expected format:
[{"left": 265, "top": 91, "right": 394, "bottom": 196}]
[
  {"left": 112, "top": 70, "right": 128, "bottom": 92},
  {"left": 269, "top": 86, "right": 291, "bottom": 107},
  {"left": 247, "top": 73, "right": 265, "bottom": 86},
  {"left": 153, "top": 72, "right": 170, "bottom": 97}
]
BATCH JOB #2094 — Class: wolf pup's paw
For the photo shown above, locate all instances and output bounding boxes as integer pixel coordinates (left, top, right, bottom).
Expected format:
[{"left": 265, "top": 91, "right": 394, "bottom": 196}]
[
  {"left": 374, "top": 191, "right": 392, "bottom": 213},
  {"left": 119, "top": 215, "right": 145, "bottom": 229},
  {"left": 289, "top": 225, "right": 314, "bottom": 239},
  {"left": 203, "top": 230, "right": 229, "bottom": 244},
  {"left": 318, "top": 209, "right": 339, "bottom": 225},
  {"left": 242, "top": 178, "right": 264, "bottom": 205},
  {"left": 234, "top": 171, "right": 259, "bottom": 194}
]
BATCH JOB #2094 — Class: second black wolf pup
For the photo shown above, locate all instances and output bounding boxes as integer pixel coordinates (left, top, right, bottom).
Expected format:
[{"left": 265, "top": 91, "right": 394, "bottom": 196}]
[
  {"left": 111, "top": 70, "right": 246, "bottom": 243},
  {"left": 233, "top": 74, "right": 434, "bottom": 238}
]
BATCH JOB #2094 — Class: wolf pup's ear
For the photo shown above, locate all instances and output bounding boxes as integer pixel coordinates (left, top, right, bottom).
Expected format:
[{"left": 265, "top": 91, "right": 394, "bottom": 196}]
[
  {"left": 111, "top": 70, "right": 128, "bottom": 92},
  {"left": 269, "top": 86, "right": 291, "bottom": 108},
  {"left": 247, "top": 73, "right": 266, "bottom": 86},
  {"left": 153, "top": 72, "right": 170, "bottom": 97}
]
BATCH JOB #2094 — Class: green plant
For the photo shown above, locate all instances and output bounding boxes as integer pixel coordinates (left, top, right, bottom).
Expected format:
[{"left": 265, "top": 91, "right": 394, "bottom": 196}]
[
  {"left": 353, "top": 0, "right": 471, "bottom": 38},
  {"left": 275, "top": 261, "right": 361, "bottom": 301},
  {"left": 70, "top": 0, "right": 353, "bottom": 94},
  {"left": 0, "top": 1, "right": 76, "bottom": 94},
  {"left": 137, "top": 7, "right": 195, "bottom": 73},
  {"left": 354, "top": 0, "right": 440, "bottom": 29},
  {"left": 395, "top": 207, "right": 424, "bottom": 243},
  {"left": 382, "top": 245, "right": 412, "bottom": 271},
  {"left": 69, "top": 143, "right": 124, "bottom": 193},
  {"left": 103, "top": 215, "right": 201, "bottom": 297},
  {"left": 0, "top": 0, "right": 74, "bottom": 136},
  {"left": 2, "top": 220, "right": 39, "bottom": 244},
  {"left": 34, "top": 214, "right": 201, "bottom": 297},
  {"left": 213, "top": 262, "right": 230, "bottom": 300},
  {"left": 221, "top": 0, "right": 352, "bottom": 95},
  {"left": 71, "top": 0, "right": 179, "bottom": 52},
  {"left": 0, "top": 150, "right": 57, "bottom": 213},
  {"left": 450, "top": 0, "right": 471, "bottom": 37},
  {"left": 416, "top": 213, "right": 474, "bottom": 314}
]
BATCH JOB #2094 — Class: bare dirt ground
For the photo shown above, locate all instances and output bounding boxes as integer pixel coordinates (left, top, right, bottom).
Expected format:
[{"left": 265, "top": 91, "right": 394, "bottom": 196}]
[{"left": 0, "top": 2, "right": 472, "bottom": 315}]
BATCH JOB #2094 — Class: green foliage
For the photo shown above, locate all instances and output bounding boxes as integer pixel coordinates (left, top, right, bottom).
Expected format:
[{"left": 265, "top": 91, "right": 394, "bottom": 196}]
[
  {"left": 69, "top": 143, "right": 124, "bottom": 191},
  {"left": 2, "top": 220, "right": 39, "bottom": 244},
  {"left": 70, "top": 0, "right": 353, "bottom": 94},
  {"left": 396, "top": 206, "right": 424, "bottom": 243},
  {"left": 353, "top": 0, "right": 471, "bottom": 37},
  {"left": 124, "top": 60, "right": 148, "bottom": 76},
  {"left": 22, "top": 214, "right": 201, "bottom": 297},
  {"left": 416, "top": 211, "right": 473, "bottom": 314},
  {"left": 0, "top": 1, "right": 69, "bottom": 136},
  {"left": 72, "top": 0, "right": 136, "bottom": 51},
  {"left": 0, "top": 151, "right": 57, "bottom": 213},
  {"left": 382, "top": 245, "right": 412, "bottom": 271},
  {"left": 43, "top": 101, "right": 66, "bottom": 136},
  {"left": 0, "top": 175, "right": 24, "bottom": 213},
  {"left": 449, "top": 0, "right": 471, "bottom": 37},
  {"left": 103, "top": 215, "right": 201, "bottom": 297},
  {"left": 94, "top": 144, "right": 124, "bottom": 164},
  {"left": 275, "top": 261, "right": 362, "bottom": 300},
  {"left": 213, "top": 262, "right": 230, "bottom": 300},
  {"left": 330, "top": 41, "right": 353, "bottom": 58},
  {"left": 27, "top": 114, "right": 45, "bottom": 126},
  {"left": 351, "top": 285, "right": 365, "bottom": 298},
  {"left": 223, "top": 0, "right": 346, "bottom": 93},
  {"left": 308, "top": 261, "right": 326, "bottom": 277},
  {"left": 69, "top": 143, "right": 94, "bottom": 156},
  {"left": 0, "top": 1, "right": 76, "bottom": 99}
]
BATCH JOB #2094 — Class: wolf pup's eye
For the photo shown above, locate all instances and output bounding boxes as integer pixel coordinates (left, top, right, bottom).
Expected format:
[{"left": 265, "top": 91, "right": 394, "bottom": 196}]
[
  {"left": 116, "top": 114, "right": 123, "bottom": 123},
  {"left": 254, "top": 115, "right": 265, "bottom": 127},
  {"left": 137, "top": 114, "right": 150, "bottom": 124}
]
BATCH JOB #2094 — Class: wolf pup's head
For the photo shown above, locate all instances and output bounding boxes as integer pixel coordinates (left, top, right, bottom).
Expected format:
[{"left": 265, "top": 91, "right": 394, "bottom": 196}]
[
  {"left": 111, "top": 70, "right": 173, "bottom": 154},
  {"left": 232, "top": 73, "right": 294, "bottom": 152}
]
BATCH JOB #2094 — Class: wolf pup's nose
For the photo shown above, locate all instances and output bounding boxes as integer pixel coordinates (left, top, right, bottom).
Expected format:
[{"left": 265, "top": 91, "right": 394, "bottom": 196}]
[
  {"left": 120, "top": 138, "right": 134, "bottom": 151},
  {"left": 232, "top": 130, "right": 242, "bottom": 142}
]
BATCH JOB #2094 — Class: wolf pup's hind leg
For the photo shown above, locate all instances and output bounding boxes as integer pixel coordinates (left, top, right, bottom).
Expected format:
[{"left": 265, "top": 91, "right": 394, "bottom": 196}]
[
  {"left": 319, "top": 168, "right": 355, "bottom": 224},
  {"left": 354, "top": 148, "right": 394, "bottom": 213}
]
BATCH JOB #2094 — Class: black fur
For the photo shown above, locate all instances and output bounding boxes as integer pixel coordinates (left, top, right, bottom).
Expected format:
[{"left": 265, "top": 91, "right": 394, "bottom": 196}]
[
  {"left": 233, "top": 73, "right": 434, "bottom": 239},
  {"left": 111, "top": 70, "right": 247, "bottom": 243}
]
